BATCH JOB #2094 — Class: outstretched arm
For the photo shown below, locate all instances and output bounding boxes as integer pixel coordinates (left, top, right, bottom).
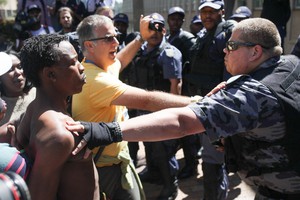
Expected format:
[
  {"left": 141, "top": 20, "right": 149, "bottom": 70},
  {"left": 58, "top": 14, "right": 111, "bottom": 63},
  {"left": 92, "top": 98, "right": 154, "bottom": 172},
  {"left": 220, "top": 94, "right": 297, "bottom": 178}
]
[
  {"left": 120, "top": 106, "right": 205, "bottom": 141},
  {"left": 67, "top": 82, "right": 225, "bottom": 155},
  {"left": 67, "top": 106, "right": 205, "bottom": 156}
]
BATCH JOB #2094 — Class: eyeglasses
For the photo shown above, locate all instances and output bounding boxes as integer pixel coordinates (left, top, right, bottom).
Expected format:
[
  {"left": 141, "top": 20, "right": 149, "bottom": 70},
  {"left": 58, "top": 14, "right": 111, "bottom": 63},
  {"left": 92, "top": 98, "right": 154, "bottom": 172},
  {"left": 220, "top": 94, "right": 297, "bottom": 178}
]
[
  {"left": 87, "top": 34, "right": 119, "bottom": 43},
  {"left": 225, "top": 41, "right": 257, "bottom": 51}
]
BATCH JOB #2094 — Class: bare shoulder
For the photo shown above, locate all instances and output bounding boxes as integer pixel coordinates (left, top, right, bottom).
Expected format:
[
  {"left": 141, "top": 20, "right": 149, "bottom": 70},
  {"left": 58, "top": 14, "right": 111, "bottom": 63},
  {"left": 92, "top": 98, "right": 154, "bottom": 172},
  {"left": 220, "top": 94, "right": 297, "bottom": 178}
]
[
  {"left": 37, "top": 110, "right": 75, "bottom": 148},
  {"left": 37, "top": 110, "right": 90, "bottom": 161},
  {"left": 22, "top": 109, "right": 75, "bottom": 162}
]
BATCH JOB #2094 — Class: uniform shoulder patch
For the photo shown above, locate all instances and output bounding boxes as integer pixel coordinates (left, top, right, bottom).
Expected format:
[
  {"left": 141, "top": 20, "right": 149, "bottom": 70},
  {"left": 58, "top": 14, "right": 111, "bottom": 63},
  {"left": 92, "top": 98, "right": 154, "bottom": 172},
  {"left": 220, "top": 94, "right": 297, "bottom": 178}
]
[{"left": 165, "top": 48, "right": 174, "bottom": 58}]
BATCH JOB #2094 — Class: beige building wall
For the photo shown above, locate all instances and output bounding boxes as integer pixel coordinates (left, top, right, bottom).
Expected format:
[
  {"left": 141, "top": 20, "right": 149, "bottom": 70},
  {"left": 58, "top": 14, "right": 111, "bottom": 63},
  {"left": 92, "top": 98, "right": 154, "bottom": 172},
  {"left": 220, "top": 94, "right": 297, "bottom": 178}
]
[{"left": 0, "top": 0, "right": 17, "bottom": 20}]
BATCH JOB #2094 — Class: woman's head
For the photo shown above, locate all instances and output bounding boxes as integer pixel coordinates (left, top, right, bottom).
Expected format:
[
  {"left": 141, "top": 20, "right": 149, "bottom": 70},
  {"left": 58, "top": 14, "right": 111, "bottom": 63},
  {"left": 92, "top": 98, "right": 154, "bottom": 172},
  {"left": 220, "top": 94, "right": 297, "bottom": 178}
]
[{"left": 0, "top": 51, "right": 32, "bottom": 97}]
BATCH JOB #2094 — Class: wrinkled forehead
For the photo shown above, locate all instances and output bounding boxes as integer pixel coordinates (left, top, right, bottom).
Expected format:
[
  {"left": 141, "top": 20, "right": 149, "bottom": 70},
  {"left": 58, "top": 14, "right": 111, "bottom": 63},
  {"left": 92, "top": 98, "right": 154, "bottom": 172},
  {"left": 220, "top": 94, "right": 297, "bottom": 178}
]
[{"left": 94, "top": 22, "right": 116, "bottom": 36}]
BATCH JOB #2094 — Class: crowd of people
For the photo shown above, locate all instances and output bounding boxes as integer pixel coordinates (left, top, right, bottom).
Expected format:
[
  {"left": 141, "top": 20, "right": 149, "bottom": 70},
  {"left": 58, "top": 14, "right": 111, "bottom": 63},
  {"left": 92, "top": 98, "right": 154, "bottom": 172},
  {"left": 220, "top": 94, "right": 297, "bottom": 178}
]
[{"left": 1, "top": 0, "right": 300, "bottom": 200}]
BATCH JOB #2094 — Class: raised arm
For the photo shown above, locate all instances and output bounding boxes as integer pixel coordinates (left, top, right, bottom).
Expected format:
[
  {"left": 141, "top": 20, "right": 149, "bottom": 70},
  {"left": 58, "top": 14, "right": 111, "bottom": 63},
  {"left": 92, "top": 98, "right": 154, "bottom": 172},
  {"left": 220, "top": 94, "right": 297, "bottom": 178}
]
[{"left": 117, "top": 15, "right": 153, "bottom": 71}]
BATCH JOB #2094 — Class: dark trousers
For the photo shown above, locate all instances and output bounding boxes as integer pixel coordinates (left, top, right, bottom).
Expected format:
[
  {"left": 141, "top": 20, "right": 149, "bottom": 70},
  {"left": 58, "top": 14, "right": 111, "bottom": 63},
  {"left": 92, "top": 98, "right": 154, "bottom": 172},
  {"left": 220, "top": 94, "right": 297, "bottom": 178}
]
[
  {"left": 144, "top": 141, "right": 179, "bottom": 176},
  {"left": 202, "top": 162, "right": 228, "bottom": 200},
  {"left": 181, "top": 134, "right": 201, "bottom": 166}
]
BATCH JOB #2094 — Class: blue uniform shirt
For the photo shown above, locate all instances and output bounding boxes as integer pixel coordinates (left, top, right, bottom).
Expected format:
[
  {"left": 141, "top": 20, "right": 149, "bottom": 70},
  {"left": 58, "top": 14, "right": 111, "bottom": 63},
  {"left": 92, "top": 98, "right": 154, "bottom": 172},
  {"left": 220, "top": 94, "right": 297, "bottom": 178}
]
[{"left": 140, "top": 38, "right": 182, "bottom": 80}]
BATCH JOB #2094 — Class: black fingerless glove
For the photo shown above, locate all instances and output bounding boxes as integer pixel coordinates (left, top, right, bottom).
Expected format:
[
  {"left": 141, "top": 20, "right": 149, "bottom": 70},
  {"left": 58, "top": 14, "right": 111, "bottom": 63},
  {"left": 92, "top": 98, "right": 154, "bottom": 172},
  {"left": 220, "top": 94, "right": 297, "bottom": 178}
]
[{"left": 80, "top": 121, "right": 123, "bottom": 149}]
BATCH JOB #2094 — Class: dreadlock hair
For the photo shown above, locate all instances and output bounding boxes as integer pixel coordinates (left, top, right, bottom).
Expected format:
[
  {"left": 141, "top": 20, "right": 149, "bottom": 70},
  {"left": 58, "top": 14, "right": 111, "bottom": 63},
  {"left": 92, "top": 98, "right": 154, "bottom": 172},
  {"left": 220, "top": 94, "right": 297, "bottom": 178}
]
[{"left": 20, "top": 34, "right": 68, "bottom": 87}]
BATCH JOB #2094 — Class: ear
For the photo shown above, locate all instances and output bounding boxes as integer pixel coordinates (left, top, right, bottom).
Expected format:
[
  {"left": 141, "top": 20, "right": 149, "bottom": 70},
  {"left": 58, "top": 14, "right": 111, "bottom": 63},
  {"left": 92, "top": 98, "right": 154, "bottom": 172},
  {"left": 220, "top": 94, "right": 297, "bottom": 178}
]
[
  {"left": 249, "top": 45, "right": 263, "bottom": 61},
  {"left": 84, "top": 40, "right": 95, "bottom": 52},
  {"left": 43, "top": 67, "right": 56, "bottom": 81},
  {"left": 221, "top": 9, "right": 225, "bottom": 16}
]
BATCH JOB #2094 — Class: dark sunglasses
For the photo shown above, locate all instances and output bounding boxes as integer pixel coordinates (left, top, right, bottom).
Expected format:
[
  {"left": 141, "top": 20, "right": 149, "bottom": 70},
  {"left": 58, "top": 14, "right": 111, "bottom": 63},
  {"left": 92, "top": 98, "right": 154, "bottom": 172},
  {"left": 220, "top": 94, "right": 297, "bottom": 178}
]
[
  {"left": 226, "top": 41, "right": 257, "bottom": 51},
  {"left": 88, "top": 34, "right": 119, "bottom": 43}
]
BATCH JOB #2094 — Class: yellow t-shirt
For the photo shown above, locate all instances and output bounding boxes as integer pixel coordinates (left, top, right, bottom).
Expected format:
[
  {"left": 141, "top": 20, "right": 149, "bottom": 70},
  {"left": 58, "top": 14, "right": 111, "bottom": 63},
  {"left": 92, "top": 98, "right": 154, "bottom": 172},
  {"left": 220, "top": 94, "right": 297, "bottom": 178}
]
[{"left": 72, "top": 60, "right": 129, "bottom": 167}]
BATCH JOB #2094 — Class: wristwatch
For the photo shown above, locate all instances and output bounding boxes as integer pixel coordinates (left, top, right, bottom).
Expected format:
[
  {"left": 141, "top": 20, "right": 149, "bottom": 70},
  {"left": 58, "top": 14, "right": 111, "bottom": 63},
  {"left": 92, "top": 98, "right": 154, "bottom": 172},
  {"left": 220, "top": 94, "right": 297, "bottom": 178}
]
[{"left": 135, "top": 34, "right": 145, "bottom": 44}]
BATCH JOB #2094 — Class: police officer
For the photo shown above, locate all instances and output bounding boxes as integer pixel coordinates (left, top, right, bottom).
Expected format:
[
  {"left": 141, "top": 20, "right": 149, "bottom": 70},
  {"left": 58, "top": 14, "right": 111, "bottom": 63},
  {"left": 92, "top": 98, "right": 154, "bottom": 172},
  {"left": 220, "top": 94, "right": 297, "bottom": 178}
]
[
  {"left": 166, "top": 6, "right": 196, "bottom": 97},
  {"left": 166, "top": 6, "right": 196, "bottom": 76},
  {"left": 187, "top": 0, "right": 236, "bottom": 199},
  {"left": 166, "top": 7, "right": 202, "bottom": 180},
  {"left": 113, "top": 13, "right": 139, "bottom": 52},
  {"left": 130, "top": 13, "right": 182, "bottom": 200},
  {"left": 229, "top": 6, "right": 252, "bottom": 22},
  {"left": 190, "top": 15, "right": 203, "bottom": 36}
]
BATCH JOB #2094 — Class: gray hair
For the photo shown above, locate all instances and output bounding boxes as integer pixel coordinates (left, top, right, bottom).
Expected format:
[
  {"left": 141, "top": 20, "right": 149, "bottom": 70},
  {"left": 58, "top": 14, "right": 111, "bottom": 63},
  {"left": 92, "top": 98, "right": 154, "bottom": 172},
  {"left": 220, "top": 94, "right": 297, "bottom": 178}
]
[
  {"left": 234, "top": 18, "right": 283, "bottom": 56},
  {"left": 76, "top": 15, "right": 113, "bottom": 53}
]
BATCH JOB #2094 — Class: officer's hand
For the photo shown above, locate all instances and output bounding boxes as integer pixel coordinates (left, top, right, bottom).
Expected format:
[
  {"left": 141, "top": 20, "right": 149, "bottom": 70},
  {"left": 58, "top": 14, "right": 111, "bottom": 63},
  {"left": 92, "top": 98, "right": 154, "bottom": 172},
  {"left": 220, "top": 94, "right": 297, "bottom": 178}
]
[
  {"left": 73, "top": 139, "right": 92, "bottom": 159},
  {"left": 66, "top": 120, "right": 84, "bottom": 134},
  {"left": 206, "top": 81, "right": 226, "bottom": 97},
  {"left": 66, "top": 121, "right": 123, "bottom": 157},
  {"left": 66, "top": 121, "right": 90, "bottom": 158}
]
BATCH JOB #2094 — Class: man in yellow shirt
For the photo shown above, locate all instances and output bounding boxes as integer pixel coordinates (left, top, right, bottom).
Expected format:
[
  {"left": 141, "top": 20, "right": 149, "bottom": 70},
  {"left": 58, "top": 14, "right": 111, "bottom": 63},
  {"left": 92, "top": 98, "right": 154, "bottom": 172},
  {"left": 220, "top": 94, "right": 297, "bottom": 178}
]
[{"left": 73, "top": 14, "right": 193, "bottom": 200}]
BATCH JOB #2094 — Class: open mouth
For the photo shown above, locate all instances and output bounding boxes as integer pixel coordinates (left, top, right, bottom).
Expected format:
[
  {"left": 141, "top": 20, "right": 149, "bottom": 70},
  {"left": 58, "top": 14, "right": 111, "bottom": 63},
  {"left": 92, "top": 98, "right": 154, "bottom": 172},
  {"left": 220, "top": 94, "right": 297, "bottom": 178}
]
[
  {"left": 109, "top": 49, "right": 117, "bottom": 57},
  {"left": 14, "top": 78, "right": 25, "bottom": 86},
  {"left": 82, "top": 73, "right": 87, "bottom": 83}
]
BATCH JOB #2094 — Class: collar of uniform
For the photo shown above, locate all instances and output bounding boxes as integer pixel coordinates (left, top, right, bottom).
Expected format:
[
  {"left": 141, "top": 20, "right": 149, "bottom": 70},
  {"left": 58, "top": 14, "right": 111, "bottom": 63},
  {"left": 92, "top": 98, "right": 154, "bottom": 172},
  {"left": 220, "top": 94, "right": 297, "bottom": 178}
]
[
  {"left": 142, "top": 37, "right": 167, "bottom": 55},
  {"left": 167, "top": 28, "right": 182, "bottom": 43},
  {"left": 258, "top": 56, "right": 282, "bottom": 70}
]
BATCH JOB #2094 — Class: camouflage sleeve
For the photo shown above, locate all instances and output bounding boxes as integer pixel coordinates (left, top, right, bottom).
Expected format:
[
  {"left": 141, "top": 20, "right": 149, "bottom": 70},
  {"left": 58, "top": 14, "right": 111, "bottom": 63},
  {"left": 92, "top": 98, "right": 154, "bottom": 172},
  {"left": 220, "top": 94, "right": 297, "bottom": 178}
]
[{"left": 188, "top": 75, "right": 282, "bottom": 142}]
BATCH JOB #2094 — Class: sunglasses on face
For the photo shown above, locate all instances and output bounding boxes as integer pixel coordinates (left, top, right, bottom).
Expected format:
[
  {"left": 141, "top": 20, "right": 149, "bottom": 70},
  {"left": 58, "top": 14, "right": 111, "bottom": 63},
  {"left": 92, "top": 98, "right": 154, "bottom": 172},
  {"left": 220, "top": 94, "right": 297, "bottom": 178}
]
[
  {"left": 226, "top": 41, "right": 257, "bottom": 51},
  {"left": 88, "top": 34, "right": 119, "bottom": 43}
]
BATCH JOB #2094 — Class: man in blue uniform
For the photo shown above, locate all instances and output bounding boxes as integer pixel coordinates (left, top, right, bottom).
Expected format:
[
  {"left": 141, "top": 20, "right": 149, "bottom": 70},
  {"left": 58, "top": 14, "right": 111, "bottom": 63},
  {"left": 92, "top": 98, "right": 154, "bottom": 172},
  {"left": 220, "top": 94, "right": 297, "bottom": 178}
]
[
  {"left": 186, "top": 0, "right": 236, "bottom": 198},
  {"left": 166, "top": 6, "right": 201, "bottom": 179},
  {"left": 229, "top": 6, "right": 252, "bottom": 22},
  {"left": 190, "top": 15, "right": 203, "bottom": 36},
  {"left": 130, "top": 13, "right": 183, "bottom": 200},
  {"left": 113, "top": 13, "right": 138, "bottom": 52}
]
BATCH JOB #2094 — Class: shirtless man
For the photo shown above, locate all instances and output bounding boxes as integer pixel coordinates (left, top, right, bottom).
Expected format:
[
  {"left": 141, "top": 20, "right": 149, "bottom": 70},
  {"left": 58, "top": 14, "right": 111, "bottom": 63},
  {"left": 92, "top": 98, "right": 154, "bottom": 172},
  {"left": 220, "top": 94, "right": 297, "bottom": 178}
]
[{"left": 16, "top": 34, "right": 99, "bottom": 200}]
